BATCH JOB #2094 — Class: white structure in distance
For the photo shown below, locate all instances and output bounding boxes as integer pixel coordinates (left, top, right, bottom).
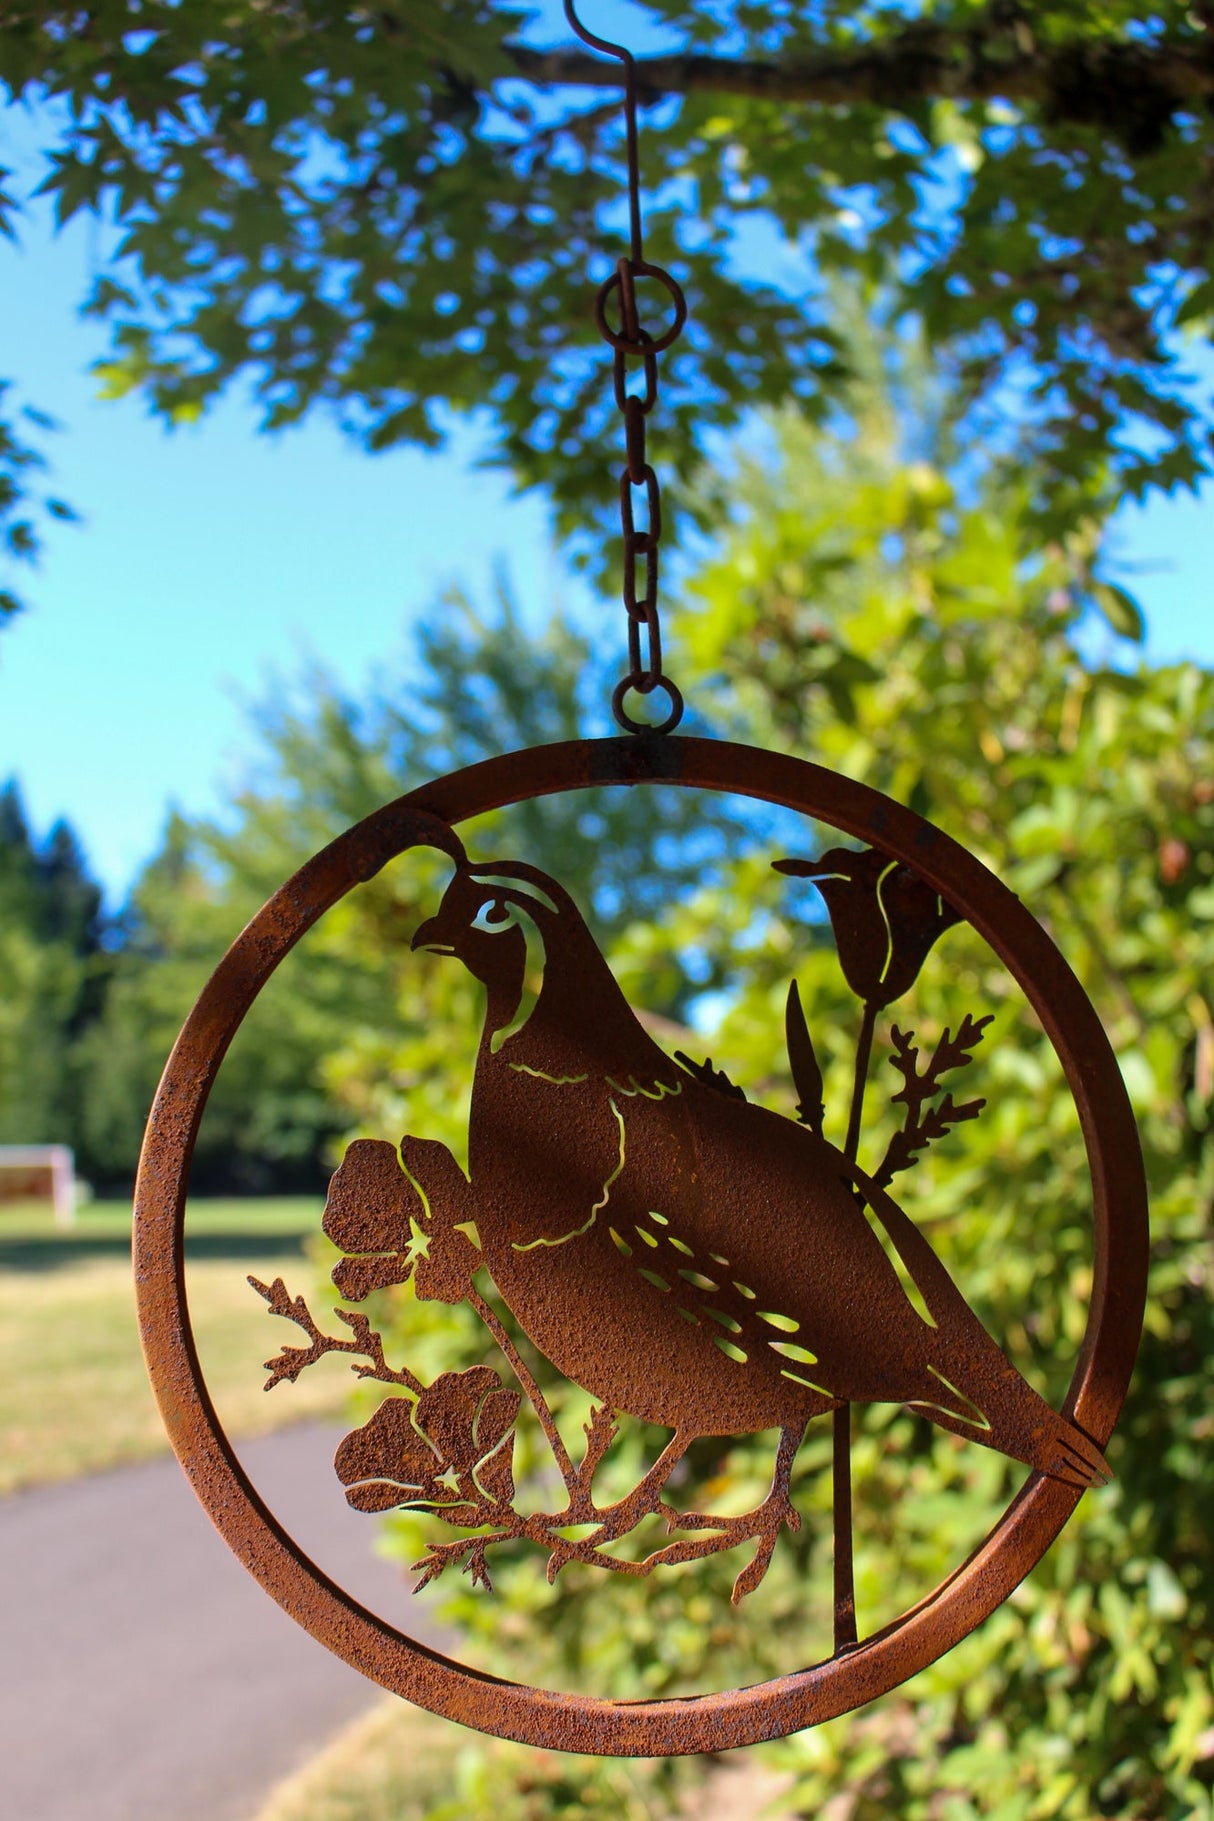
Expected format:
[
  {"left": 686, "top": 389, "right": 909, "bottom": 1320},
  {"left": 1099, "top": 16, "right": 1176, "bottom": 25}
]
[{"left": 0, "top": 1146, "right": 77, "bottom": 1228}]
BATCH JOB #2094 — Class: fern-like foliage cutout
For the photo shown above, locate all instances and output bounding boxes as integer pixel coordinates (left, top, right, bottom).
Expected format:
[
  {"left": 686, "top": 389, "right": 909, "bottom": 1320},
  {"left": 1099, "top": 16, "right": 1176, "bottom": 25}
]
[{"left": 875, "top": 1013, "right": 994, "bottom": 1188}]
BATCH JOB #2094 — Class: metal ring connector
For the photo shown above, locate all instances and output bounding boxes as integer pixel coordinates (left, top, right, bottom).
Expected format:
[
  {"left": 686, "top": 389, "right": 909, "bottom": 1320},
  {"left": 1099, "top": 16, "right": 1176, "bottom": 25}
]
[
  {"left": 595, "top": 261, "right": 687, "bottom": 354},
  {"left": 612, "top": 673, "right": 684, "bottom": 735}
]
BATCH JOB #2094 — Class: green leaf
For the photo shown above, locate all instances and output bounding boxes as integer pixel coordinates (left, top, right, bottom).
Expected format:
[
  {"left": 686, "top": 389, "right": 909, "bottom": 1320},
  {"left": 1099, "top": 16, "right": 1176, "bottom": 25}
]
[
  {"left": 1091, "top": 581, "right": 1145, "bottom": 643},
  {"left": 1147, "top": 1560, "right": 1186, "bottom": 1621},
  {"left": 1175, "top": 278, "right": 1214, "bottom": 329}
]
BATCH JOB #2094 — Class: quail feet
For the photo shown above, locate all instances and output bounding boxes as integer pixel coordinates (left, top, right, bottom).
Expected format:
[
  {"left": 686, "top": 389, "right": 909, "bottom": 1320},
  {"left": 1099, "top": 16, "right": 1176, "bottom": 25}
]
[
  {"left": 563, "top": 1404, "right": 621, "bottom": 1516},
  {"left": 591, "top": 1429, "right": 693, "bottom": 1529},
  {"left": 669, "top": 1494, "right": 803, "bottom": 1602},
  {"left": 544, "top": 1428, "right": 692, "bottom": 1582},
  {"left": 659, "top": 1422, "right": 806, "bottom": 1602},
  {"left": 553, "top": 1424, "right": 808, "bottom": 1600}
]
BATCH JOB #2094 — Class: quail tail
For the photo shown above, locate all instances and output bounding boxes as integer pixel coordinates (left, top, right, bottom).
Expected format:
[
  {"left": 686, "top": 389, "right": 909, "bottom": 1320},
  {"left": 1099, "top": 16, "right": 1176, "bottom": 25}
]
[
  {"left": 1027, "top": 1406, "right": 1111, "bottom": 1490},
  {"left": 847, "top": 1159, "right": 1112, "bottom": 1492},
  {"left": 913, "top": 1383, "right": 1111, "bottom": 1488}
]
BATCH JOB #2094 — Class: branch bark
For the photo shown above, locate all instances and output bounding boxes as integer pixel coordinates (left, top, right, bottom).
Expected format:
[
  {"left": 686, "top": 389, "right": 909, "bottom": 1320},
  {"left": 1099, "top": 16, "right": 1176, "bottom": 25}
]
[{"left": 506, "top": 29, "right": 1214, "bottom": 138}]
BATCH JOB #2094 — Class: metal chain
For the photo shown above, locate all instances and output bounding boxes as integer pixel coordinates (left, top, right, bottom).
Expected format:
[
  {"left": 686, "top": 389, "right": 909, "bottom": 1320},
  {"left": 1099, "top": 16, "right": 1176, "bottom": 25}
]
[{"left": 563, "top": 0, "right": 688, "bottom": 736}]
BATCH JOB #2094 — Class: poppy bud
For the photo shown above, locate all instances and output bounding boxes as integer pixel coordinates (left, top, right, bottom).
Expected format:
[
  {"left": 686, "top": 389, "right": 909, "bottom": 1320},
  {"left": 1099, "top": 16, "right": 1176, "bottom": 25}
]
[{"left": 774, "top": 847, "right": 960, "bottom": 1008}]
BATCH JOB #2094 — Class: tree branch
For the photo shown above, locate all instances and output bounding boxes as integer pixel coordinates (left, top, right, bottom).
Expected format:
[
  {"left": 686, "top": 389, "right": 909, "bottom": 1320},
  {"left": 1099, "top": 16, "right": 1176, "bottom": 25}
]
[
  {"left": 506, "top": 29, "right": 1214, "bottom": 140},
  {"left": 249, "top": 1275, "right": 424, "bottom": 1394}
]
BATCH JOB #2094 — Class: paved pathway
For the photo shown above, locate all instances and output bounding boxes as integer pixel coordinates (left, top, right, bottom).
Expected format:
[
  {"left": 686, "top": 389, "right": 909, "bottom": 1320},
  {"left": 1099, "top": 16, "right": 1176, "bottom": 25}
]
[{"left": 1, "top": 1424, "right": 445, "bottom": 1821}]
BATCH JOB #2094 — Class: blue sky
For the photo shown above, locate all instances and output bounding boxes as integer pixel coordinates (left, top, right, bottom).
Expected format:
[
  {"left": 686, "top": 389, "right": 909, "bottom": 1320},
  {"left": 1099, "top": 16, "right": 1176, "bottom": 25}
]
[{"left": 1, "top": 67, "right": 1212, "bottom": 902}]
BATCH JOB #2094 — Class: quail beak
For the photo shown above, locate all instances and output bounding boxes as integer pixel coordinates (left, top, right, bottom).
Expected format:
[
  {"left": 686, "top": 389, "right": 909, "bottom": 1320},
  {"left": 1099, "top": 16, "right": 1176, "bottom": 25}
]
[
  {"left": 410, "top": 916, "right": 454, "bottom": 955},
  {"left": 773, "top": 857, "right": 851, "bottom": 883}
]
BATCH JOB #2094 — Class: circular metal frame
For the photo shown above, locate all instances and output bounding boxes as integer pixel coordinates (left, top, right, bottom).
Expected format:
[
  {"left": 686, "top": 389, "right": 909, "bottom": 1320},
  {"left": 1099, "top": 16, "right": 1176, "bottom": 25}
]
[{"left": 134, "top": 735, "right": 1147, "bottom": 1756}]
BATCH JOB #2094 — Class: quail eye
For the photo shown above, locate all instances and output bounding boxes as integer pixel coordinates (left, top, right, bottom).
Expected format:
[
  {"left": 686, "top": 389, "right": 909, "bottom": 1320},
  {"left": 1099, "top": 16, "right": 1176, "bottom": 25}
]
[{"left": 472, "top": 897, "right": 514, "bottom": 933}]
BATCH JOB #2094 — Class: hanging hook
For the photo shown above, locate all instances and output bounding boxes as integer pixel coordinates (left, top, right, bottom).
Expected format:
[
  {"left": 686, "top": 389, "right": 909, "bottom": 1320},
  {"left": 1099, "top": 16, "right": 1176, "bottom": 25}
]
[{"left": 563, "top": 0, "right": 643, "bottom": 264}]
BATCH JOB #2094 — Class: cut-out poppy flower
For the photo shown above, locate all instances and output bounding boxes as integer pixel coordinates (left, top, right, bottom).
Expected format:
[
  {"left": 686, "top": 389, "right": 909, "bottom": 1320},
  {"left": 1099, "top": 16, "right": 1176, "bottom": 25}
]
[
  {"left": 774, "top": 847, "right": 960, "bottom": 1008},
  {"left": 334, "top": 1366, "right": 521, "bottom": 1522},
  {"left": 322, "top": 1136, "right": 480, "bottom": 1304}
]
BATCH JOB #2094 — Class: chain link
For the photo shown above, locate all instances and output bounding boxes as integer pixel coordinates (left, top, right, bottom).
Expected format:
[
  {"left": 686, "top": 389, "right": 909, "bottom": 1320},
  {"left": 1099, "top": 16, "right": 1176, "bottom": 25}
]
[
  {"left": 563, "top": 0, "right": 687, "bottom": 736},
  {"left": 596, "top": 261, "right": 686, "bottom": 733}
]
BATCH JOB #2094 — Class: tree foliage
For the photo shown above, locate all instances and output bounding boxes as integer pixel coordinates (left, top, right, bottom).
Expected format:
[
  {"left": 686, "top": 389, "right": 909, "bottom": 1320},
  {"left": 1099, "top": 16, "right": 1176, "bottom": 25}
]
[
  {"left": 672, "top": 397, "right": 1214, "bottom": 1821},
  {"left": 0, "top": 384, "right": 76, "bottom": 623},
  {"left": 288, "top": 380, "right": 1210, "bottom": 1816},
  {"left": 3, "top": 0, "right": 1213, "bottom": 607}
]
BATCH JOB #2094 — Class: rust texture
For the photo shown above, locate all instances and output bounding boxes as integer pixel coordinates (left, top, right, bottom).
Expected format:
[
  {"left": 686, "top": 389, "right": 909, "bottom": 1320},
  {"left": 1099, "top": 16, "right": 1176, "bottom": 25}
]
[
  {"left": 284, "top": 842, "right": 1105, "bottom": 1609},
  {"left": 562, "top": 0, "right": 688, "bottom": 735},
  {"left": 133, "top": 734, "right": 1148, "bottom": 1757}
]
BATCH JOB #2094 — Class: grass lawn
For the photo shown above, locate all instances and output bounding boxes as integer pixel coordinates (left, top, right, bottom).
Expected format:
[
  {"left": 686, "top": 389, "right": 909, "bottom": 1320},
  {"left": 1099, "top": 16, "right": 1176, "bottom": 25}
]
[
  {"left": 248, "top": 1698, "right": 786, "bottom": 1821},
  {"left": 251, "top": 1702, "right": 468, "bottom": 1821},
  {"left": 0, "top": 1196, "right": 349, "bottom": 1495}
]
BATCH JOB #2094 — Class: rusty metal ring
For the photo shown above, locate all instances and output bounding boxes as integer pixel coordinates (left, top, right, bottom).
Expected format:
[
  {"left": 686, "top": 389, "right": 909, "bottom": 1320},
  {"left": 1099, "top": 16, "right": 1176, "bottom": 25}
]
[
  {"left": 134, "top": 735, "right": 1147, "bottom": 1757},
  {"left": 611, "top": 674, "right": 682, "bottom": 734},
  {"left": 595, "top": 262, "right": 687, "bottom": 354}
]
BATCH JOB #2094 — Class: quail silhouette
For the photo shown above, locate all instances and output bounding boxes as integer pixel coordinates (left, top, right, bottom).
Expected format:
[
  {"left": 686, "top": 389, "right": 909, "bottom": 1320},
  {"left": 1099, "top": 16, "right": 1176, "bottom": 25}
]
[{"left": 409, "top": 853, "right": 1109, "bottom": 1560}]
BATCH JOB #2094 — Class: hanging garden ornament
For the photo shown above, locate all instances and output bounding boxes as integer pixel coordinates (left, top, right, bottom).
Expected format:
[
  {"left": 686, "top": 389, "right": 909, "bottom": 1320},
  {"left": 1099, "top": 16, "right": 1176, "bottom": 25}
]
[{"left": 133, "top": 0, "right": 1147, "bottom": 1758}]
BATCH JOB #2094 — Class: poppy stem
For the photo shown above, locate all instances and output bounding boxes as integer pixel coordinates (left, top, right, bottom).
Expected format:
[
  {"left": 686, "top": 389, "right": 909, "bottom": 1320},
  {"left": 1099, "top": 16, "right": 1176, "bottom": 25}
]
[
  {"left": 832, "top": 1401, "right": 856, "bottom": 1648},
  {"left": 845, "top": 999, "right": 878, "bottom": 1164},
  {"left": 834, "top": 998, "right": 877, "bottom": 1653}
]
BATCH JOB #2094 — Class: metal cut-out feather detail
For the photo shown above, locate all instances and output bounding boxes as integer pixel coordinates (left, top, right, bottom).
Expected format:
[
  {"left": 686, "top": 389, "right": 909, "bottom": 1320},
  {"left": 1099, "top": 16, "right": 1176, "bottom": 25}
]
[
  {"left": 606, "top": 1072, "right": 683, "bottom": 1102},
  {"left": 511, "top": 1100, "right": 625, "bottom": 1251},
  {"left": 469, "top": 873, "right": 561, "bottom": 916},
  {"left": 706, "top": 1309, "right": 743, "bottom": 1333},
  {"left": 673, "top": 1051, "right": 747, "bottom": 1102},
  {"left": 508, "top": 1063, "right": 589, "bottom": 1085},
  {"left": 769, "top": 1341, "right": 820, "bottom": 1366},
  {"left": 759, "top": 1311, "right": 800, "bottom": 1332}
]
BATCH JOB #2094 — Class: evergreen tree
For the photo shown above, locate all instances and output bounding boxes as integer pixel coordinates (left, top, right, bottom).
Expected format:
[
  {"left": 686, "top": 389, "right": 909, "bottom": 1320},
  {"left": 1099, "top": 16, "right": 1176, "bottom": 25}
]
[{"left": 0, "top": 780, "right": 108, "bottom": 1153}]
